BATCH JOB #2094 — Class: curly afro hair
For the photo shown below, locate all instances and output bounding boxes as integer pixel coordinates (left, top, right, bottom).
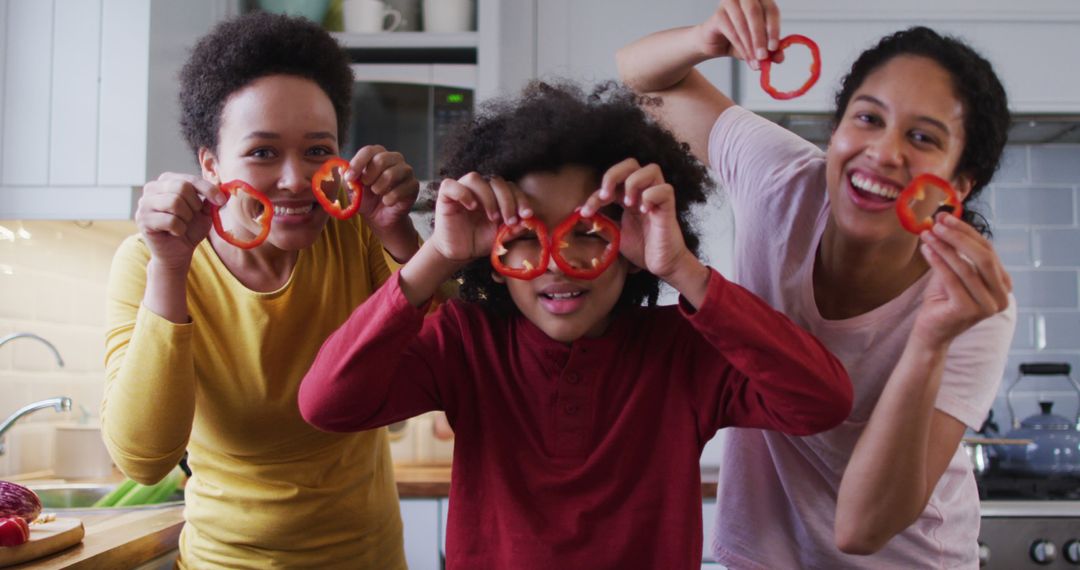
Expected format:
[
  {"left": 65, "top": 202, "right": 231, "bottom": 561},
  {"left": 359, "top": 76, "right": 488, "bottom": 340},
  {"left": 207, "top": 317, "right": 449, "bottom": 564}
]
[
  {"left": 833, "top": 26, "right": 1010, "bottom": 236},
  {"left": 179, "top": 11, "right": 353, "bottom": 157},
  {"left": 437, "top": 80, "right": 713, "bottom": 313}
]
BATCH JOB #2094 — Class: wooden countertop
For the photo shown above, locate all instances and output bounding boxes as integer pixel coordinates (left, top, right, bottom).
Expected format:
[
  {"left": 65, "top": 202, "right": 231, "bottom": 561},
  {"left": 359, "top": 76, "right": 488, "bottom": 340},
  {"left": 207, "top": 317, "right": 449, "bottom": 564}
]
[
  {"left": 395, "top": 463, "right": 722, "bottom": 499},
  {"left": 4, "top": 507, "right": 183, "bottom": 570}
]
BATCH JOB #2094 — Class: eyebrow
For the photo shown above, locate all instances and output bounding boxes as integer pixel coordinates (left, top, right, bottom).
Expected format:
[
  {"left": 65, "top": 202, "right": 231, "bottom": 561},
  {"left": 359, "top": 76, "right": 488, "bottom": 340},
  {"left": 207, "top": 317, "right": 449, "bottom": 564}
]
[
  {"left": 853, "top": 94, "right": 951, "bottom": 135},
  {"left": 243, "top": 131, "right": 337, "bottom": 141}
]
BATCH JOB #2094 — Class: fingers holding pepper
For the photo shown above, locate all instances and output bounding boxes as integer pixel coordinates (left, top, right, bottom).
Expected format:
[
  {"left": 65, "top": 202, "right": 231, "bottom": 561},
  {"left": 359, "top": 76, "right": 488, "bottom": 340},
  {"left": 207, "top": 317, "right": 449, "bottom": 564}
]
[{"left": 919, "top": 214, "right": 1012, "bottom": 316}]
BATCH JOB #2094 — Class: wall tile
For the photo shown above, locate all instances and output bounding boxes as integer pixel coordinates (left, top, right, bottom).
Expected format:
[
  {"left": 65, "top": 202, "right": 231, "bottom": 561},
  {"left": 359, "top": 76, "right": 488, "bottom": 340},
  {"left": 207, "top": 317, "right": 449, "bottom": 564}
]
[
  {"left": 1042, "top": 313, "right": 1080, "bottom": 351},
  {"left": 992, "top": 146, "right": 1029, "bottom": 184},
  {"left": 994, "top": 187, "right": 1075, "bottom": 226},
  {"left": 1030, "top": 145, "right": 1080, "bottom": 184},
  {"left": 1035, "top": 229, "right": 1080, "bottom": 267},
  {"left": 994, "top": 228, "right": 1032, "bottom": 267},
  {"left": 1009, "top": 269, "right": 1079, "bottom": 308},
  {"left": 0, "top": 271, "right": 35, "bottom": 320},
  {"left": 1010, "top": 312, "right": 1036, "bottom": 350}
]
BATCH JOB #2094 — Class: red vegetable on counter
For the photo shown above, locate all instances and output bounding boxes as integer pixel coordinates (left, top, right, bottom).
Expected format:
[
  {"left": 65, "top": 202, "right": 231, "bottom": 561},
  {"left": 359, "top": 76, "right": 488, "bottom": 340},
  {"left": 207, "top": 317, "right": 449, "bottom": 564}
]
[
  {"left": 759, "top": 34, "right": 821, "bottom": 100},
  {"left": 0, "top": 481, "right": 41, "bottom": 525},
  {"left": 896, "top": 173, "right": 963, "bottom": 234},
  {"left": 0, "top": 516, "right": 29, "bottom": 547},
  {"left": 209, "top": 180, "right": 274, "bottom": 249}
]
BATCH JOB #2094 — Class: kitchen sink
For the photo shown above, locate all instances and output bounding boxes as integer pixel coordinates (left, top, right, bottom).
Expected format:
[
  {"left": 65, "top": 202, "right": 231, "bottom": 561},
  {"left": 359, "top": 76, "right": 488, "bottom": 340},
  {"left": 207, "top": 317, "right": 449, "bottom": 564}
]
[{"left": 29, "top": 483, "right": 184, "bottom": 513}]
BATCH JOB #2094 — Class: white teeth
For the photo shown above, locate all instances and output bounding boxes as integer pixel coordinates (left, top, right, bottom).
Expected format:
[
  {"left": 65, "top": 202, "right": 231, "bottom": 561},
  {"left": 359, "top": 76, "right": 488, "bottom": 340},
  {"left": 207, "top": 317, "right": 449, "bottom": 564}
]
[
  {"left": 545, "top": 291, "right": 583, "bottom": 300},
  {"left": 850, "top": 173, "right": 900, "bottom": 199},
  {"left": 274, "top": 204, "right": 314, "bottom": 216}
]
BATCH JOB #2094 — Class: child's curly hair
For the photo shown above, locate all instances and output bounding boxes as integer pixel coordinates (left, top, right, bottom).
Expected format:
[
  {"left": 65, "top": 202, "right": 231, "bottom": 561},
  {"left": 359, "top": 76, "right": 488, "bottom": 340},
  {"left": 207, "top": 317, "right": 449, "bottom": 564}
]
[
  {"left": 435, "top": 80, "right": 713, "bottom": 312},
  {"left": 178, "top": 11, "right": 353, "bottom": 158}
]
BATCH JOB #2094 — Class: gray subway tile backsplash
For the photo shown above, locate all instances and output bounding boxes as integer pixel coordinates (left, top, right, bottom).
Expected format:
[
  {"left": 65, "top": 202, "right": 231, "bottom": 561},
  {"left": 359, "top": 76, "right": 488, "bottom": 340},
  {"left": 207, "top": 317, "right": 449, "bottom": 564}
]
[
  {"left": 989, "top": 144, "right": 1080, "bottom": 421},
  {"left": 1030, "top": 145, "right": 1080, "bottom": 184},
  {"left": 994, "top": 186, "right": 1075, "bottom": 226}
]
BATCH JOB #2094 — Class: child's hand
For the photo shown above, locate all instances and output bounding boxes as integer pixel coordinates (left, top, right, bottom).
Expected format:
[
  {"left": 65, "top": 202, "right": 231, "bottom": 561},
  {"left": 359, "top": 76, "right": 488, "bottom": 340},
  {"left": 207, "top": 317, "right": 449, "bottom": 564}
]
[
  {"left": 348, "top": 145, "right": 420, "bottom": 231},
  {"left": 580, "top": 159, "right": 693, "bottom": 282},
  {"left": 431, "top": 173, "right": 531, "bottom": 264},
  {"left": 914, "top": 214, "right": 1013, "bottom": 347},
  {"left": 698, "top": 0, "right": 782, "bottom": 71}
]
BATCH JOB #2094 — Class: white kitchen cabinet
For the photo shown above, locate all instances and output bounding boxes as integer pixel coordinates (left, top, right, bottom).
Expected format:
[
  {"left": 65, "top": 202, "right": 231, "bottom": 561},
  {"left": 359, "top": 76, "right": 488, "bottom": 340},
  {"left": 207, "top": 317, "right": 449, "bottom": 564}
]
[
  {"left": 735, "top": 1, "right": 1080, "bottom": 114},
  {"left": 401, "top": 498, "right": 442, "bottom": 570},
  {"left": 0, "top": 0, "right": 234, "bottom": 219},
  {"left": 534, "top": 0, "right": 733, "bottom": 95}
]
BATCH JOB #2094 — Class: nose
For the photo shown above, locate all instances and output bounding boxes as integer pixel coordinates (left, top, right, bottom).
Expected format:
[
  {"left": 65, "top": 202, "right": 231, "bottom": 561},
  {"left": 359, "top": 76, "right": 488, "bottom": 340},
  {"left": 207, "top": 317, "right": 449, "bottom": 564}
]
[
  {"left": 546, "top": 250, "right": 562, "bottom": 274},
  {"left": 277, "top": 156, "right": 309, "bottom": 195},
  {"left": 866, "top": 129, "right": 904, "bottom": 168}
]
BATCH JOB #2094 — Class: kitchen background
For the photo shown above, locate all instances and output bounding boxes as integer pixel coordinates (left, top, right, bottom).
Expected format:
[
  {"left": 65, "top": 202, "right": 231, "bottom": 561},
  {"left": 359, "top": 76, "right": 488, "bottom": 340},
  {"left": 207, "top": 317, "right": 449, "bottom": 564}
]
[{"left": 1, "top": 0, "right": 1079, "bottom": 477}]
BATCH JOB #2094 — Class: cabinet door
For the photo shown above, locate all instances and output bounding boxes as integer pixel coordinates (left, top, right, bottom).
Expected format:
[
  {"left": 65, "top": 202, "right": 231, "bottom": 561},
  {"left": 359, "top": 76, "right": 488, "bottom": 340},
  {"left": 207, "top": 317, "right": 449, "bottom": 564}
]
[
  {"left": 50, "top": 0, "right": 102, "bottom": 186},
  {"left": 400, "top": 498, "right": 441, "bottom": 570},
  {"left": 2, "top": 0, "right": 53, "bottom": 186},
  {"left": 536, "top": 0, "right": 732, "bottom": 93}
]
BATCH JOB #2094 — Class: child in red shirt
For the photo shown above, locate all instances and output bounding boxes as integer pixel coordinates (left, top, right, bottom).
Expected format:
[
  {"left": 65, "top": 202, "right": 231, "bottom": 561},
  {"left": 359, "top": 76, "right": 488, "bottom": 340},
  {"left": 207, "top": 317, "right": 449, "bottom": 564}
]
[{"left": 299, "top": 81, "right": 852, "bottom": 570}]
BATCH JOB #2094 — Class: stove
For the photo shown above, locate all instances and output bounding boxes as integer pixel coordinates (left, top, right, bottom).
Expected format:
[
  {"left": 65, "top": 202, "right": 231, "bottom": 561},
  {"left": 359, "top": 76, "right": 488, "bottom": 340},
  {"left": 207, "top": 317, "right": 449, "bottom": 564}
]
[{"left": 978, "top": 474, "right": 1080, "bottom": 568}]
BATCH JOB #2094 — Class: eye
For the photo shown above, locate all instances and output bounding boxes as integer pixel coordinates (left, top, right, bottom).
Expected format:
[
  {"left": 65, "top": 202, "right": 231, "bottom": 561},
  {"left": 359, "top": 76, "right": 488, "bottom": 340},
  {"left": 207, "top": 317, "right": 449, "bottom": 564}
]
[
  {"left": 248, "top": 147, "right": 276, "bottom": 159},
  {"left": 909, "top": 131, "right": 941, "bottom": 148},
  {"left": 854, "top": 112, "right": 882, "bottom": 127},
  {"left": 308, "top": 146, "right": 335, "bottom": 157}
]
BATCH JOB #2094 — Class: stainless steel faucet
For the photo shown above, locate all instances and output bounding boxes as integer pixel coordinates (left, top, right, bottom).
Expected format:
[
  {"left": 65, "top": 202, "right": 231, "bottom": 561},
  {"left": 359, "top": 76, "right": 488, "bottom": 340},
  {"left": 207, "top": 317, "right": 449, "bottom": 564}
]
[
  {"left": 0, "top": 397, "right": 73, "bottom": 456},
  {"left": 0, "top": 332, "right": 65, "bottom": 367}
]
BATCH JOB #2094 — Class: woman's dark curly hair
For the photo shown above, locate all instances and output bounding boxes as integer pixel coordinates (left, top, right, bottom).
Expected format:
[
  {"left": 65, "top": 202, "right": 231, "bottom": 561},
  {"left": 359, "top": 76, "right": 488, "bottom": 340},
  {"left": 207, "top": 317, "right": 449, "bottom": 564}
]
[
  {"left": 437, "top": 80, "right": 713, "bottom": 312},
  {"left": 832, "top": 26, "right": 1010, "bottom": 236},
  {"left": 178, "top": 11, "right": 353, "bottom": 157}
]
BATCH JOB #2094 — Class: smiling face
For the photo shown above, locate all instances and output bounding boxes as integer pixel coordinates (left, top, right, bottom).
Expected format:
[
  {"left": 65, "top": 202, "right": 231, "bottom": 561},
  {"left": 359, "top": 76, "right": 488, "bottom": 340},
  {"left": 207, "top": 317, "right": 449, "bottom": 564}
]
[
  {"left": 497, "top": 165, "right": 632, "bottom": 343},
  {"left": 200, "top": 74, "right": 340, "bottom": 251},
  {"left": 825, "top": 55, "right": 972, "bottom": 244}
]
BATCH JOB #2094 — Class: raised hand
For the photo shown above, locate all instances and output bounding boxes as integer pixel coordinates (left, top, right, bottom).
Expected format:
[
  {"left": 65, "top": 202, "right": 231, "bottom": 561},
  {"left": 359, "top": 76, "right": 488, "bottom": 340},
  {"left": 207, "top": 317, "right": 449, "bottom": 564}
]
[
  {"left": 430, "top": 173, "right": 530, "bottom": 264},
  {"left": 348, "top": 145, "right": 420, "bottom": 231},
  {"left": 699, "top": 0, "right": 783, "bottom": 70},
  {"left": 135, "top": 173, "right": 225, "bottom": 271},
  {"left": 915, "top": 213, "right": 1013, "bottom": 346}
]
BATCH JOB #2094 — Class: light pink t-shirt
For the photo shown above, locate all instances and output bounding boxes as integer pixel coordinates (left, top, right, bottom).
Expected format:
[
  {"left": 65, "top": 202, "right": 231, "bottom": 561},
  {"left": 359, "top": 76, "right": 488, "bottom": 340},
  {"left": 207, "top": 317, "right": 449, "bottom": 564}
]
[{"left": 708, "top": 106, "right": 1016, "bottom": 569}]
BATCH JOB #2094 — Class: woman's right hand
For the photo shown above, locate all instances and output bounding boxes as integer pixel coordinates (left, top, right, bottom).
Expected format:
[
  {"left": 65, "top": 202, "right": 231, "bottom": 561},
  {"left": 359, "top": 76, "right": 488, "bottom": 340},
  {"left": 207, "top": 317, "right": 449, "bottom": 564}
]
[
  {"left": 429, "top": 173, "right": 530, "bottom": 264},
  {"left": 698, "top": 0, "right": 782, "bottom": 70},
  {"left": 135, "top": 173, "right": 225, "bottom": 271}
]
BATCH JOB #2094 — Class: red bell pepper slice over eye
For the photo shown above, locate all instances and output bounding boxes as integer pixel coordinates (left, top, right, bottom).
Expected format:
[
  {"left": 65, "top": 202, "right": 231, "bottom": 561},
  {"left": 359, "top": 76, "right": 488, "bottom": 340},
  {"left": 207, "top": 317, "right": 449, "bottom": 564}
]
[
  {"left": 311, "top": 157, "right": 363, "bottom": 220},
  {"left": 209, "top": 180, "right": 274, "bottom": 250},
  {"left": 896, "top": 173, "right": 964, "bottom": 234},
  {"left": 550, "top": 211, "right": 621, "bottom": 280},
  {"left": 490, "top": 218, "right": 551, "bottom": 281},
  {"left": 759, "top": 34, "right": 821, "bottom": 101}
]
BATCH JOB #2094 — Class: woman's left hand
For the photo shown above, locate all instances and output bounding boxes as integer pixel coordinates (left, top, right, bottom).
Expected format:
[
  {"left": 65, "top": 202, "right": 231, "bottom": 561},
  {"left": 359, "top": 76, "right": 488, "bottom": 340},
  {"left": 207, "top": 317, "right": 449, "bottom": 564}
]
[
  {"left": 347, "top": 145, "right": 420, "bottom": 230},
  {"left": 915, "top": 213, "right": 1013, "bottom": 346},
  {"left": 580, "top": 158, "right": 692, "bottom": 281}
]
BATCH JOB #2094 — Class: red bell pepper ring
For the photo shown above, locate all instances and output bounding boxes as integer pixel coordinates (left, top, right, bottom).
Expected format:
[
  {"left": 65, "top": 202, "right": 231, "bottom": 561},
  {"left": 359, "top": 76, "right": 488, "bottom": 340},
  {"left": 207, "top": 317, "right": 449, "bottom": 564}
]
[
  {"left": 490, "top": 218, "right": 551, "bottom": 281},
  {"left": 311, "top": 157, "right": 363, "bottom": 220},
  {"left": 759, "top": 34, "right": 821, "bottom": 101},
  {"left": 0, "top": 515, "right": 30, "bottom": 547},
  {"left": 209, "top": 180, "right": 274, "bottom": 250},
  {"left": 896, "top": 173, "right": 963, "bottom": 234},
  {"left": 550, "top": 211, "right": 621, "bottom": 280}
]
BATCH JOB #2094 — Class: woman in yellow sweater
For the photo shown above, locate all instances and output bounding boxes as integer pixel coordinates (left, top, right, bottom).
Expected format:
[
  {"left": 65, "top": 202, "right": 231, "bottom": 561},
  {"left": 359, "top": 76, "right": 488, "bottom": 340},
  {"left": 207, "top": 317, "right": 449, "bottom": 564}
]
[{"left": 102, "top": 12, "right": 419, "bottom": 569}]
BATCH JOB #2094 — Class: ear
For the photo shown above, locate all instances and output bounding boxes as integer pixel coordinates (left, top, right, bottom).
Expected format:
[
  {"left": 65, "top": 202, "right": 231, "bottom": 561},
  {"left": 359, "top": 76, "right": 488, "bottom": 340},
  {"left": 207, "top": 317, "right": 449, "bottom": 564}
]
[
  {"left": 491, "top": 271, "right": 507, "bottom": 284},
  {"left": 952, "top": 172, "right": 975, "bottom": 203},
  {"left": 198, "top": 147, "right": 221, "bottom": 184}
]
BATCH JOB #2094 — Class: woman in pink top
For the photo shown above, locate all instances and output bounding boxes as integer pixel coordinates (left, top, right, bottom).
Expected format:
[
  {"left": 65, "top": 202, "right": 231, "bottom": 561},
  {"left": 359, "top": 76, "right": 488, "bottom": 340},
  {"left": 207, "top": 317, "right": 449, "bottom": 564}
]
[{"left": 618, "top": 2, "right": 1016, "bottom": 568}]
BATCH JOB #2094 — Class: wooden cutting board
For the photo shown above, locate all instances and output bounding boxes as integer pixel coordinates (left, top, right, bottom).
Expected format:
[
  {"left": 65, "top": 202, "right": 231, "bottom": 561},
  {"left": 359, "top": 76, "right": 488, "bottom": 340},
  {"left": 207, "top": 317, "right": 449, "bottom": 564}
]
[{"left": 0, "top": 518, "right": 84, "bottom": 568}]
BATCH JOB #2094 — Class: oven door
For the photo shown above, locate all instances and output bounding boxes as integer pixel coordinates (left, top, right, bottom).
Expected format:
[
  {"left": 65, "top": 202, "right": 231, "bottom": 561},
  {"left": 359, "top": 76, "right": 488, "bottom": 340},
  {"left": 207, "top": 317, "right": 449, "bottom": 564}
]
[{"left": 348, "top": 64, "right": 475, "bottom": 181}]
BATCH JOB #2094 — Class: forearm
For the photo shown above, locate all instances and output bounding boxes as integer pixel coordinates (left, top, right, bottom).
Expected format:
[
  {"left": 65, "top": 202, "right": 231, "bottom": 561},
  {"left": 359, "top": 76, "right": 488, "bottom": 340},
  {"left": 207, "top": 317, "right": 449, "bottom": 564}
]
[
  {"left": 143, "top": 260, "right": 191, "bottom": 324},
  {"left": 102, "top": 308, "right": 196, "bottom": 484},
  {"left": 664, "top": 253, "right": 711, "bottom": 310},
  {"left": 372, "top": 217, "right": 422, "bottom": 264},
  {"left": 835, "top": 337, "right": 949, "bottom": 554},
  {"left": 617, "top": 25, "right": 715, "bottom": 93},
  {"left": 398, "top": 241, "right": 465, "bottom": 307}
]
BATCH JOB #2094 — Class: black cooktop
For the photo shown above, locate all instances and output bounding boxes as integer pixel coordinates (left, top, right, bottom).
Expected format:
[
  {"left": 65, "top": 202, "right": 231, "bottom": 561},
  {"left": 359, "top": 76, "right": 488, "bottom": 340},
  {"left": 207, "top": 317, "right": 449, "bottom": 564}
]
[{"left": 977, "top": 472, "right": 1080, "bottom": 500}]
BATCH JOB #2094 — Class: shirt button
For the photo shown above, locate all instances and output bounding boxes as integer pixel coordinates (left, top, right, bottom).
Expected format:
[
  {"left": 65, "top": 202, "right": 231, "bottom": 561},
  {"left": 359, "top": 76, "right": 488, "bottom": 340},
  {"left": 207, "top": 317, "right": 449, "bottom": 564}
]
[
  {"left": 565, "top": 373, "right": 580, "bottom": 385},
  {"left": 564, "top": 404, "right": 579, "bottom": 415}
]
